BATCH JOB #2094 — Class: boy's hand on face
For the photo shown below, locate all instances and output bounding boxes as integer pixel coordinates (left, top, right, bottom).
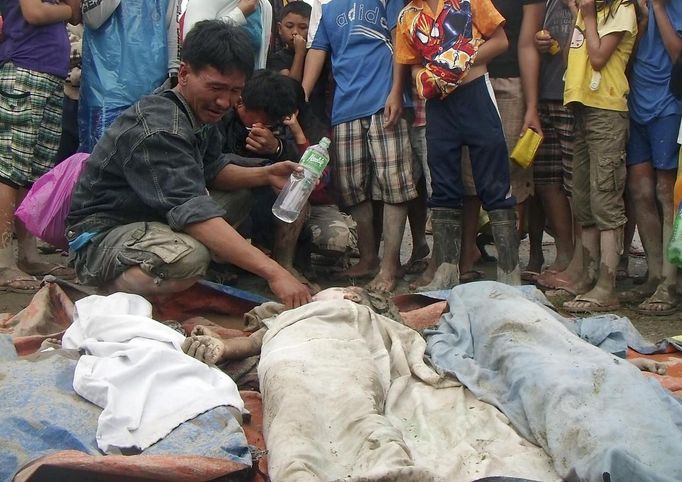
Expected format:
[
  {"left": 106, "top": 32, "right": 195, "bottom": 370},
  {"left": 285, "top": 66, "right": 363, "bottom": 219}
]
[
  {"left": 246, "top": 124, "right": 280, "bottom": 155},
  {"left": 292, "top": 33, "right": 307, "bottom": 54}
]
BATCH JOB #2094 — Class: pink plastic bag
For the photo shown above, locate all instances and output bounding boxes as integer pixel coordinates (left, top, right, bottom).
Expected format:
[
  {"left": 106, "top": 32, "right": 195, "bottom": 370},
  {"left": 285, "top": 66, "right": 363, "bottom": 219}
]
[{"left": 16, "top": 153, "right": 89, "bottom": 250}]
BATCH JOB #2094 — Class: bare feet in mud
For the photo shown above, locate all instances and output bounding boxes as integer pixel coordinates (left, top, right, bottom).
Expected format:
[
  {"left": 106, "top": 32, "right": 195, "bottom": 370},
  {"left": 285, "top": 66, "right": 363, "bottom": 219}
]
[
  {"left": 366, "top": 267, "right": 399, "bottom": 293},
  {"left": 410, "top": 262, "right": 459, "bottom": 292}
]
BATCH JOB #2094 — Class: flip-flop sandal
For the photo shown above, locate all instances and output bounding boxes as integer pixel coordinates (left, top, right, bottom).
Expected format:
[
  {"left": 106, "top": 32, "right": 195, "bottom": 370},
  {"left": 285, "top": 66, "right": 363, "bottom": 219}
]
[
  {"left": 634, "top": 301, "right": 678, "bottom": 316},
  {"left": 24, "top": 265, "right": 76, "bottom": 280},
  {"left": 634, "top": 292, "right": 679, "bottom": 317},
  {"left": 544, "top": 287, "right": 579, "bottom": 297},
  {"left": 521, "top": 270, "right": 541, "bottom": 283},
  {"left": 460, "top": 270, "right": 484, "bottom": 283},
  {"left": 563, "top": 295, "right": 620, "bottom": 313},
  {"left": 0, "top": 276, "right": 42, "bottom": 294}
]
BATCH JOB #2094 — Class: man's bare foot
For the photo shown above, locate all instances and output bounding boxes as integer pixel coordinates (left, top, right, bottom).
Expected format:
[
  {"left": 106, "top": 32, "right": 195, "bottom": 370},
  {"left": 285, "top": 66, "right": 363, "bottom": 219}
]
[
  {"left": 409, "top": 257, "right": 436, "bottom": 290},
  {"left": 17, "top": 261, "right": 75, "bottom": 280},
  {"left": 415, "top": 263, "right": 459, "bottom": 292},
  {"left": 366, "top": 268, "right": 398, "bottom": 293},
  {"left": 0, "top": 267, "right": 41, "bottom": 293}
]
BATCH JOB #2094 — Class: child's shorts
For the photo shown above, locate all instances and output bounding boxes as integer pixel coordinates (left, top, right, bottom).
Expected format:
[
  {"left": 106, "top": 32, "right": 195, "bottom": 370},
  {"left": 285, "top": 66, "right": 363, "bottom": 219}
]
[
  {"left": 0, "top": 62, "right": 64, "bottom": 187},
  {"left": 534, "top": 101, "right": 575, "bottom": 192},
  {"left": 332, "top": 112, "right": 418, "bottom": 207},
  {"left": 626, "top": 114, "right": 681, "bottom": 170},
  {"left": 572, "top": 105, "right": 628, "bottom": 230}
]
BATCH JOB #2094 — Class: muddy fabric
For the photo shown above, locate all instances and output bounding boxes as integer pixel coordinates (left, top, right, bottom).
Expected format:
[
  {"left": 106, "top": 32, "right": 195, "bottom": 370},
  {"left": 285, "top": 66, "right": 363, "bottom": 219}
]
[
  {"left": 427, "top": 281, "right": 682, "bottom": 482},
  {"left": 0, "top": 336, "right": 251, "bottom": 481},
  {"left": 258, "top": 300, "right": 558, "bottom": 482},
  {"left": 62, "top": 292, "right": 244, "bottom": 453}
]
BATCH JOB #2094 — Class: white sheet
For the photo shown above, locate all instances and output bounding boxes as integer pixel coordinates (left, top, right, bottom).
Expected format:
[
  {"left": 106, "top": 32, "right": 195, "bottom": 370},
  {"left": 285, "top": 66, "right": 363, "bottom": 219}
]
[
  {"left": 258, "top": 300, "right": 559, "bottom": 481},
  {"left": 62, "top": 292, "right": 244, "bottom": 454}
]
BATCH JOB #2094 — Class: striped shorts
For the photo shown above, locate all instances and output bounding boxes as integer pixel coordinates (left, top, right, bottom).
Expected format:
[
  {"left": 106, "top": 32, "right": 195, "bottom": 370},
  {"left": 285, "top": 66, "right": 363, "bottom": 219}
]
[
  {"left": 534, "top": 100, "right": 575, "bottom": 193},
  {"left": 0, "top": 62, "right": 64, "bottom": 187},
  {"left": 332, "top": 113, "right": 418, "bottom": 207}
]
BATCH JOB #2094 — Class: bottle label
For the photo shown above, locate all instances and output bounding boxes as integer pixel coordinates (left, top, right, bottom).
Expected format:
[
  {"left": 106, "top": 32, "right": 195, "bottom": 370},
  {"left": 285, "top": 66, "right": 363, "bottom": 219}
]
[{"left": 300, "top": 149, "right": 328, "bottom": 176}]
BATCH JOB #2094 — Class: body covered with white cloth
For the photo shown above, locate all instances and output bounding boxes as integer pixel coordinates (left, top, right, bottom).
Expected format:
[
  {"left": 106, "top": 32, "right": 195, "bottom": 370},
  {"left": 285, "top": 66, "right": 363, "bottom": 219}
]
[{"left": 62, "top": 292, "right": 244, "bottom": 454}]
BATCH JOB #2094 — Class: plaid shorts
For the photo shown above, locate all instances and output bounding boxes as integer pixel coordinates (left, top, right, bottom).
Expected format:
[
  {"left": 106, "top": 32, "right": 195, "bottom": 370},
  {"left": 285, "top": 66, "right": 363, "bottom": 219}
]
[
  {"left": 0, "top": 63, "right": 64, "bottom": 187},
  {"left": 534, "top": 100, "right": 575, "bottom": 192},
  {"left": 332, "top": 113, "right": 418, "bottom": 207}
]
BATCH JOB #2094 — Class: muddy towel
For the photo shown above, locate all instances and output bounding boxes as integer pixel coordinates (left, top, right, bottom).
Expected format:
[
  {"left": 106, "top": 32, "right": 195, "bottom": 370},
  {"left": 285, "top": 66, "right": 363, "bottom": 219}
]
[
  {"left": 62, "top": 293, "right": 244, "bottom": 454},
  {"left": 427, "top": 281, "right": 682, "bottom": 481},
  {"left": 258, "top": 300, "right": 559, "bottom": 481}
]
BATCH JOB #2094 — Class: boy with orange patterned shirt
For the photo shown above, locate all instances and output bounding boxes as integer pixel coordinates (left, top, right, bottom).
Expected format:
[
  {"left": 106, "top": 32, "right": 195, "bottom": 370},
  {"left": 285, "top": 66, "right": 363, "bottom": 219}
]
[{"left": 396, "top": 0, "right": 521, "bottom": 289}]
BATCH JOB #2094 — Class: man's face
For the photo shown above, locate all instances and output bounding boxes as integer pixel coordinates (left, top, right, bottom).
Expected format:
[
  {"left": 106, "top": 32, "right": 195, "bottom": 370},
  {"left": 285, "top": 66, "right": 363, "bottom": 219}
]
[
  {"left": 177, "top": 62, "right": 246, "bottom": 124},
  {"left": 278, "top": 13, "right": 310, "bottom": 48}
]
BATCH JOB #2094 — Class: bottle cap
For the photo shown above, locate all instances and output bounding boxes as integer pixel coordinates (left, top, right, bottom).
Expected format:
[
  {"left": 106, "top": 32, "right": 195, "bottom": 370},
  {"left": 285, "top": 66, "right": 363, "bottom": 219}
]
[{"left": 319, "top": 137, "right": 331, "bottom": 149}]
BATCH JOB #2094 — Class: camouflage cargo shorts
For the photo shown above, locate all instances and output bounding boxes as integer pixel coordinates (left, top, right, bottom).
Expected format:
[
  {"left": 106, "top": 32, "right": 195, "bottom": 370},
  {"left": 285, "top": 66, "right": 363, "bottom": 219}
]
[{"left": 307, "top": 205, "right": 358, "bottom": 255}]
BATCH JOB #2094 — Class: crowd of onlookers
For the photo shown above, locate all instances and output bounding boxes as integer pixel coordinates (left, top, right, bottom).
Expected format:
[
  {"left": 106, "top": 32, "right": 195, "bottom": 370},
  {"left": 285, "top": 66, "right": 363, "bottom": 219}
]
[{"left": 0, "top": 0, "right": 680, "bottom": 314}]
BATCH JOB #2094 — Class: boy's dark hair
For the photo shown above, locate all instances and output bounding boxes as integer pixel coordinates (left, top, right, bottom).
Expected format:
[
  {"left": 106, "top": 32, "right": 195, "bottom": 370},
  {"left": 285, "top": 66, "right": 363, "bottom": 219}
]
[
  {"left": 282, "top": 76, "right": 328, "bottom": 144},
  {"left": 279, "top": 1, "right": 311, "bottom": 21},
  {"left": 241, "top": 70, "right": 298, "bottom": 122},
  {"left": 182, "top": 20, "right": 255, "bottom": 78}
]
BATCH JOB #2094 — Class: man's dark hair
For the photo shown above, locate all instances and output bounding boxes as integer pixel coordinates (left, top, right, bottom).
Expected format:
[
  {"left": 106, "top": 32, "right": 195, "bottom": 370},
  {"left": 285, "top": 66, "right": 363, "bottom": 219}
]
[
  {"left": 241, "top": 70, "right": 298, "bottom": 122},
  {"left": 279, "top": 1, "right": 311, "bottom": 21},
  {"left": 182, "top": 20, "right": 254, "bottom": 77}
]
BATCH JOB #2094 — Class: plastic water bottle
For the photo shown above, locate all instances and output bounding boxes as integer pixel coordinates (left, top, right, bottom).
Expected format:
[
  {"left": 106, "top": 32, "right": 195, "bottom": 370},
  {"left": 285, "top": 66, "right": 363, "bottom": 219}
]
[
  {"left": 272, "top": 137, "right": 331, "bottom": 223},
  {"left": 668, "top": 202, "right": 682, "bottom": 267}
]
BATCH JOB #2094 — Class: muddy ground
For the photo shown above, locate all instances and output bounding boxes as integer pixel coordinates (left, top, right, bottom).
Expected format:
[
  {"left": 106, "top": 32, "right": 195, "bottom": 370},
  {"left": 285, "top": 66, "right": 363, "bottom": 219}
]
[{"left": 2, "top": 228, "right": 680, "bottom": 343}]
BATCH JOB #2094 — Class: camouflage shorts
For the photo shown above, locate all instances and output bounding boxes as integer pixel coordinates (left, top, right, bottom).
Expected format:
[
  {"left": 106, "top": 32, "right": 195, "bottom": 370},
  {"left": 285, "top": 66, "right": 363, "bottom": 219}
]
[{"left": 307, "top": 205, "right": 358, "bottom": 255}]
